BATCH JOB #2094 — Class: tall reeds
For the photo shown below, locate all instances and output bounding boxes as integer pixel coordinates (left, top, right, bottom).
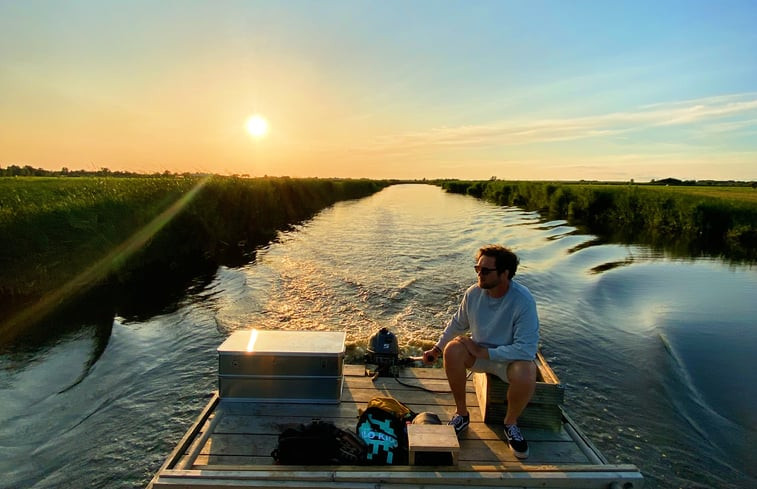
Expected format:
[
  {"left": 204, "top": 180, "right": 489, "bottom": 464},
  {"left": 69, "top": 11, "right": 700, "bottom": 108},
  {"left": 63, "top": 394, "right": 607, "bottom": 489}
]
[
  {"left": 440, "top": 180, "right": 757, "bottom": 260},
  {"left": 0, "top": 176, "right": 389, "bottom": 341}
]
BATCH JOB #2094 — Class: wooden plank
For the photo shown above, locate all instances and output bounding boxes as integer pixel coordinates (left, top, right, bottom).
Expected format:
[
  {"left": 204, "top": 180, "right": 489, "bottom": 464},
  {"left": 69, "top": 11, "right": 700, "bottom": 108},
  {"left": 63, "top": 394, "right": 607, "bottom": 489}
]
[
  {"left": 198, "top": 433, "right": 591, "bottom": 465},
  {"left": 347, "top": 375, "right": 471, "bottom": 393},
  {"left": 462, "top": 423, "right": 572, "bottom": 442},
  {"left": 193, "top": 454, "right": 271, "bottom": 466},
  {"left": 562, "top": 409, "right": 608, "bottom": 464},
  {"left": 371, "top": 365, "right": 450, "bottom": 380},
  {"left": 347, "top": 364, "right": 451, "bottom": 380},
  {"left": 217, "top": 400, "right": 484, "bottom": 425},
  {"left": 341, "top": 387, "right": 476, "bottom": 405},
  {"left": 153, "top": 466, "right": 644, "bottom": 489},
  {"left": 191, "top": 461, "right": 642, "bottom": 474},
  {"left": 218, "top": 385, "right": 471, "bottom": 406},
  {"left": 457, "top": 439, "right": 588, "bottom": 464},
  {"left": 175, "top": 418, "right": 215, "bottom": 469},
  {"left": 177, "top": 404, "right": 225, "bottom": 469},
  {"left": 535, "top": 351, "right": 561, "bottom": 385},
  {"left": 154, "top": 394, "right": 219, "bottom": 470},
  {"left": 212, "top": 413, "right": 571, "bottom": 441}
]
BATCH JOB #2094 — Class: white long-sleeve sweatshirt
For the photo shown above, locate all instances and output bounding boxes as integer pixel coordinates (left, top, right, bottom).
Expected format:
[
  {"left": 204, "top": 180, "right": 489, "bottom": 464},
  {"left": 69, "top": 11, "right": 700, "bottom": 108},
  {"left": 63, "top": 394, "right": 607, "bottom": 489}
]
[{"left": 435, "top": 280, "right": 539, "bottom": 362}]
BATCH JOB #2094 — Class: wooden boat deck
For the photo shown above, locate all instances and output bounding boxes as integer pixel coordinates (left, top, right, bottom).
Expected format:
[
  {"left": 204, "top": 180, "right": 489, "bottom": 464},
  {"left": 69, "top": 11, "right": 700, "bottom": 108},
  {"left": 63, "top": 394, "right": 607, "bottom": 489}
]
[{"left": 148, "top": 364, "right": 644, "bottom": 488}]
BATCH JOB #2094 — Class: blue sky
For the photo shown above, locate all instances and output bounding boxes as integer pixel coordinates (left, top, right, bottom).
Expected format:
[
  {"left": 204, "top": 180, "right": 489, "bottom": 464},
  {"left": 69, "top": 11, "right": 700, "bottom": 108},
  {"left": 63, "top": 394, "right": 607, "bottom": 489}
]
[{"left": 1, "top": 0, "right": 756, "bottom": 180}]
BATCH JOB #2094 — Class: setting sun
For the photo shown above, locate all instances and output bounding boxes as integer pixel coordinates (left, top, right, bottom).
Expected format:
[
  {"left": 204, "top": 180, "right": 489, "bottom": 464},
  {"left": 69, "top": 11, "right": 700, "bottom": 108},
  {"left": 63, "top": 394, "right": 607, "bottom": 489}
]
[{"left": 245, "top": 115, "right": 269, "bottom": 138}]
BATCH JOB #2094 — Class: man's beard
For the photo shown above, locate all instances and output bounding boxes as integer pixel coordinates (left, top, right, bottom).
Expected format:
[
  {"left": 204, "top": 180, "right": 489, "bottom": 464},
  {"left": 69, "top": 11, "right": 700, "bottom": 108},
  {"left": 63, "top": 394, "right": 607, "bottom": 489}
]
[{"left": 479, "top": 278, "right": 496, "bottom": 290}]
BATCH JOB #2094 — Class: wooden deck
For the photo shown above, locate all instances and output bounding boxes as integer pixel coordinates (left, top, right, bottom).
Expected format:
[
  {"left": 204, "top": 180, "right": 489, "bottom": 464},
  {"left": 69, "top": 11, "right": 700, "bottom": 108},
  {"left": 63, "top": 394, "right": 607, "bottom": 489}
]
[{"left": 148, "top": 364, "right": 644, "bottom": 488}]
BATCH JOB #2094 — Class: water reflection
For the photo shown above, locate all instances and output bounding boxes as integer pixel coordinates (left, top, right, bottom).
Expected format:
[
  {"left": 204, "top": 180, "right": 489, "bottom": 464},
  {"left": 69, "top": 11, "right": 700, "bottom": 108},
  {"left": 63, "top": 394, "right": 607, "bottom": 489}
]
[
  {"left": 596, "top": 224, "right": 757, "bottom": 264},
  {"left": 2, "top": 248, "right": 228, "bottom": 364},
  {"left": 589, "top": 258, "right": 635, "bottom": 274},
  {"left": 0, "top": 291, "right": 115, "bottom": 371}
]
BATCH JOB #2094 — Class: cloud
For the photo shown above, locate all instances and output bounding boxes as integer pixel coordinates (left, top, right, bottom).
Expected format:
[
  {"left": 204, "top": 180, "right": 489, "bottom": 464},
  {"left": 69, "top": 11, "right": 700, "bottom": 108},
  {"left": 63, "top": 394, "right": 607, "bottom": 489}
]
[
  {"left": 697, "top": 118, "right": 757, "bottom": 133},
  {"left": 357, "top": 92, "right": 757, "bottom": 153}
]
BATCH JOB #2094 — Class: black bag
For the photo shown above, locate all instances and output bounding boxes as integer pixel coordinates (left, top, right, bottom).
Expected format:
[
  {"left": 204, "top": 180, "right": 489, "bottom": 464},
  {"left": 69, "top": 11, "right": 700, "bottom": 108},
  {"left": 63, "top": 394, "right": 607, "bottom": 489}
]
[
  {"left": 356, "top": 396, "right": 416, "bottom": 465},
  {"left": 271, "top": 419, "right": 367, "bottom": 465}
]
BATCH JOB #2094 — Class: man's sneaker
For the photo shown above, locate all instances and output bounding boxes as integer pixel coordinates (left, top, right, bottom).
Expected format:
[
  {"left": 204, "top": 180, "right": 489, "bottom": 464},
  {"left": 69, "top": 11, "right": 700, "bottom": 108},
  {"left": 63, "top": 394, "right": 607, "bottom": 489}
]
[
  {"left": 504, "top": 424, "right": 529, "bottom": 459},
  {"left": 447, "top": 413, "right": 470, "bottom": 435}
]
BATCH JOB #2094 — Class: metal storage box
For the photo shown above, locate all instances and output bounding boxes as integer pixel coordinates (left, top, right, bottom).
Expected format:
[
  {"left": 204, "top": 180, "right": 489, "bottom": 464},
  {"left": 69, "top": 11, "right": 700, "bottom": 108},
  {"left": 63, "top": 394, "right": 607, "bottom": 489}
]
[{"left": 217, "top": 329, "right": 346, "bottom": 403}]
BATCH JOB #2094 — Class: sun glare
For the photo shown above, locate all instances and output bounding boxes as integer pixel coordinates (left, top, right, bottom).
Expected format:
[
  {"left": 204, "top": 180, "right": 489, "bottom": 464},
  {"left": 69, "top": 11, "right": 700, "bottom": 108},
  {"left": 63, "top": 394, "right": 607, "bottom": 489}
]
[{"left": 245, "top": 114, "right": 269, "bottom": 138}]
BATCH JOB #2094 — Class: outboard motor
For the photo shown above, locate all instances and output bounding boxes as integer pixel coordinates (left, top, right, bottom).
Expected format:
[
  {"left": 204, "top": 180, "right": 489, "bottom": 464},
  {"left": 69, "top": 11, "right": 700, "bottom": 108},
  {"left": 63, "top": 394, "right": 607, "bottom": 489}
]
[{"left": 365, "top": 327, "right": 400, "bottom": 368}]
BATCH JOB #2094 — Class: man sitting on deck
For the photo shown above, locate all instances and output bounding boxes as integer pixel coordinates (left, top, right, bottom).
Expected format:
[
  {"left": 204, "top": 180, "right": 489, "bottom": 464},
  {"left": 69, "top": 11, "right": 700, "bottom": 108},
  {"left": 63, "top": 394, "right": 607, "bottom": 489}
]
[{"left": 423, "top": 244, "right": 540, "bottom": 459}]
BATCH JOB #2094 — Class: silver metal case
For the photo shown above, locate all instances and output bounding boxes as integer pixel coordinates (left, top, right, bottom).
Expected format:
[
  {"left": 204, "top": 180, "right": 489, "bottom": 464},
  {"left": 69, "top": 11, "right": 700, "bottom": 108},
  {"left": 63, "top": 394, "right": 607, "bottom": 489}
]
[{"left": 217, "top": 329, "right": 346, "bottom": 403}]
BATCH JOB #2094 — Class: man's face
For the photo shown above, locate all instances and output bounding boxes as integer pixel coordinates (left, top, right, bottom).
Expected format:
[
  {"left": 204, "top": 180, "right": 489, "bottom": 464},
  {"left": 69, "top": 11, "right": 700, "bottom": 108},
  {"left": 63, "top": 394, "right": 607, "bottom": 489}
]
[{"left": 475, "top": 255, "right": 503, "bottom": 289}]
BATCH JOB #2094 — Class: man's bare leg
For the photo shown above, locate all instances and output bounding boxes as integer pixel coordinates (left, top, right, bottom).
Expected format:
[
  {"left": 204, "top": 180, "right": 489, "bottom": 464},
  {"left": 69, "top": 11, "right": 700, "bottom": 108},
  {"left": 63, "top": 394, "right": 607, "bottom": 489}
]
[
  {"left": 504, "top": 360, "right": 537, "bottom": 425},
  {"left": 443, "top": 340, "right": 475, "bottom": 416}
]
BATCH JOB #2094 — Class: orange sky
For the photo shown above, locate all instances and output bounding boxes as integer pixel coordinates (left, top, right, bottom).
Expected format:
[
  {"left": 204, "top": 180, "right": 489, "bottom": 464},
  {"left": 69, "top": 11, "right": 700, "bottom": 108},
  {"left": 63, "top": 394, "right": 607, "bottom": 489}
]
[{"left": 2, "top": 2, "right": 756, "bottom": 181}]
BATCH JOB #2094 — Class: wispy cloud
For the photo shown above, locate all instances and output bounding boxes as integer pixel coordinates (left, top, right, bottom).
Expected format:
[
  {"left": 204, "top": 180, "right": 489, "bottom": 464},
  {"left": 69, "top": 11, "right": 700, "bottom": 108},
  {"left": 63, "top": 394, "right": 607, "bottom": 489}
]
[
  {"left": 357, "top": 93, "right": 757, "bottom": 154},
  {"left": 697, "top": 118, "right": 757, "bottom": 133}
]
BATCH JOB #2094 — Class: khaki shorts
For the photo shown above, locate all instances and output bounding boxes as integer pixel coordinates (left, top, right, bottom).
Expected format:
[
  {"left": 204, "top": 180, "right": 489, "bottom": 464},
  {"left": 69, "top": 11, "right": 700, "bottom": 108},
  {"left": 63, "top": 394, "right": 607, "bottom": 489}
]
[{"left": 470, "top": 358, "right": 512, "bottom": 383}]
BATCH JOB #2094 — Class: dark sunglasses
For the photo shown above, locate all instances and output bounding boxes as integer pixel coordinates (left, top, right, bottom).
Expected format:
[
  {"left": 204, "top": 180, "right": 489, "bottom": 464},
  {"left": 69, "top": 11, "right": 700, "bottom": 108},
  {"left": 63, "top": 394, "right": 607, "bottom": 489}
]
[{"left": 474, "top": 265, "right": 499, "bottom": 275}]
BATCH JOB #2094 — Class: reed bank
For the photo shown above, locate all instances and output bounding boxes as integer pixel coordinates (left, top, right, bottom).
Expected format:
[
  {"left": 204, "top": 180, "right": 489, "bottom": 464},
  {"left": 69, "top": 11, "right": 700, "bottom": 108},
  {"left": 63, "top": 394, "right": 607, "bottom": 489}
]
[
  {"left": 438, "top": 179, "right": 757, "bottom": 262},
  {"left": 0, "top": 175, "right": 391, "bottom": 345}
]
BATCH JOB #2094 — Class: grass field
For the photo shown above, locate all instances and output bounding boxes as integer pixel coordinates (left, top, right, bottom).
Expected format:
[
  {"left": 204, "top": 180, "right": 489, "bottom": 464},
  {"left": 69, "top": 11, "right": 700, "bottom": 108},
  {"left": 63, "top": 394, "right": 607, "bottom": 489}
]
[
  {"left": 638, "top": 184, "right": 757, "bottom": 204},
  {"left": 0, "top": 176, "right": 195, "bottom": 222}
]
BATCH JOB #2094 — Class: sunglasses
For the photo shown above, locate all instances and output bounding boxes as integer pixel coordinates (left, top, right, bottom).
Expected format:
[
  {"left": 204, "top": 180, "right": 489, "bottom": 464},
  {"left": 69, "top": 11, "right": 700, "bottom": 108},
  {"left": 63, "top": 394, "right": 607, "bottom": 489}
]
[{"left": 474, "top": 266, "right": 499, "bottom": 275}]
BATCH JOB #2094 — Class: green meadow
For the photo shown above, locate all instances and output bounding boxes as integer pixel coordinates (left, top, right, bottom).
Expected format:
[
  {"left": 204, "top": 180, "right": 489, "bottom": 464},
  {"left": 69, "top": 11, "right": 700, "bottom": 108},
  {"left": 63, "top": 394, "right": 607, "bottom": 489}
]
[
  {"left": 0, "top": 176, "right": 389, "bottom": 308},
  {"left": 440, "top": 180, "right": 757, "bottom": 260},
  {"left": 640, "top": 184, "right": 757, "bottom": 204}
]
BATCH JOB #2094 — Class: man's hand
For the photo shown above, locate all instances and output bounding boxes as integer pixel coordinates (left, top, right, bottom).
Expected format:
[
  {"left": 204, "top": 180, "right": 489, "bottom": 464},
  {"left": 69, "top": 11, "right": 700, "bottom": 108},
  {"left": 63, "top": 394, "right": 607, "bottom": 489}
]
[
  {"left": 422, "top": 345, "right": 441, "bottom": 364},
  {"left": 455, "top": 336, "right": 489, "bottom": 359}
]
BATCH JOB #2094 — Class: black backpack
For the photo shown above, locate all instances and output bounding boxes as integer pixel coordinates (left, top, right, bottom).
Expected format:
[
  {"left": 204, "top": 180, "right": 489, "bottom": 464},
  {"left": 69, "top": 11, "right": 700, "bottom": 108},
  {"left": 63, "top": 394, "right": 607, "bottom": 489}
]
[
  {"left": 271, "top": 419, "right": 367, "bottom": 465},
  {"left": 356, "top": 396, "right": 416, "bottom": 465}
]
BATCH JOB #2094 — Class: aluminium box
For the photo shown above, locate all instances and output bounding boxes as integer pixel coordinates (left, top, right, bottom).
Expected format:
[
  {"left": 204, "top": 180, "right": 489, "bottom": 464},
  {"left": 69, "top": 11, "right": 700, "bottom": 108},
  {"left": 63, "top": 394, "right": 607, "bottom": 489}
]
[{"left": 217, "top": 329, "right": 346, "bottom": 403}]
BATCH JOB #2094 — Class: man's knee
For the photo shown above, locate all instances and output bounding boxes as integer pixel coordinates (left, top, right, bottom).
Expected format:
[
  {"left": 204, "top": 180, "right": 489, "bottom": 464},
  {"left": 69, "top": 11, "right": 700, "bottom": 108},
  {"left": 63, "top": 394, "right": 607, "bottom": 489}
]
[
  {"left": 506, "top": 360, "right": 537, "bottom": 386},
  {"left": 443, "top": 340, "right": 473, "bottom": 367}
]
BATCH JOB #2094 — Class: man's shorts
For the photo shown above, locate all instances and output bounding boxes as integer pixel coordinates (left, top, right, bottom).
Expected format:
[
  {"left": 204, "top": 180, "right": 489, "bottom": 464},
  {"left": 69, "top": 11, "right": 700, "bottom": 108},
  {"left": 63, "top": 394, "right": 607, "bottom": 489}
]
[{"left": 470, "top": 358, "right": 511, "bottom": 383}]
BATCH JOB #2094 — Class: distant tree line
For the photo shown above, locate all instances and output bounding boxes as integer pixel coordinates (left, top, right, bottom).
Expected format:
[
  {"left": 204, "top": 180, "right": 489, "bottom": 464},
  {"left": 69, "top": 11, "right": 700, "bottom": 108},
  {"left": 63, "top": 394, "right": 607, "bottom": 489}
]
[
  {"left": 650, "top": 177, "right": 757, "bottom": 187},
  {"left": 436, "top": 176, "right": 756, "bottom": 188},
  {"left": 0, "top": 165, "right": 207, "bottom": 178}
]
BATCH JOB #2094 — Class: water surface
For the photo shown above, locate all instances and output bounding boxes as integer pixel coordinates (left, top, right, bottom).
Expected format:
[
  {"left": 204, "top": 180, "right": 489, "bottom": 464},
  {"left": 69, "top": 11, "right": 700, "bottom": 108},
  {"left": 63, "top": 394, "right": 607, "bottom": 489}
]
[{"left": 1, "top": 184, "right": 754, "bottom": 488}]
